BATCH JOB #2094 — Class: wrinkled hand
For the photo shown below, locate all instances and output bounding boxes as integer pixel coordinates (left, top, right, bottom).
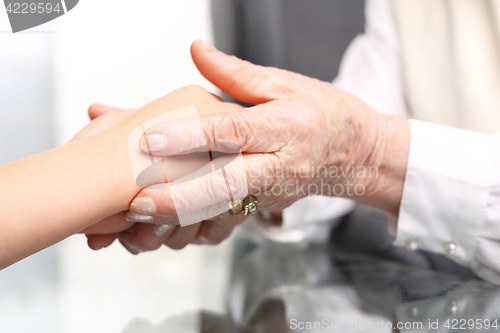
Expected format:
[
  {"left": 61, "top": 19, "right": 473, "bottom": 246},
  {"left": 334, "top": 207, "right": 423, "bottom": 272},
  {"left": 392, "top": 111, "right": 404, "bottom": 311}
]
[{"left": 128, "top": 40, "right": 410, "bottom": 226}]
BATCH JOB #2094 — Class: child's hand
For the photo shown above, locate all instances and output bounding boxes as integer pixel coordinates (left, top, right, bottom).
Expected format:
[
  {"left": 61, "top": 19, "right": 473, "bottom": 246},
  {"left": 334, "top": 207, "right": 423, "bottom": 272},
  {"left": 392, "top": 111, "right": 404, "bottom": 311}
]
[
  {"left": 70, "top": 104, "right": 135, "bottom": 143},
  {"left": 72, "top": 105, "right": 137, "bottom": 247}
]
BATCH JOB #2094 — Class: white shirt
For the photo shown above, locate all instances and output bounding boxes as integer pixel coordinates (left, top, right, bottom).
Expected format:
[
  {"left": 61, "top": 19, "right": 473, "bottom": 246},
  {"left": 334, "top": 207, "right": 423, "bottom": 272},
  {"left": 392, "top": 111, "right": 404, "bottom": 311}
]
[{"left": 248, "top": 0, "right": 500, "bottom": 284}]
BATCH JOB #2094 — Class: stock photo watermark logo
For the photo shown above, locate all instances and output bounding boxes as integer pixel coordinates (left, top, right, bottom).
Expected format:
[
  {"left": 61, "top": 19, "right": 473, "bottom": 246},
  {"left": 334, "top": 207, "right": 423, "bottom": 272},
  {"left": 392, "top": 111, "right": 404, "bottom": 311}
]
[
  {"left": 3, "top": 0, "right": 79, "bottom": 33},
  {"left": 249, "top": 163, "right": 379, "bottom": 197},
  {"left": 128, "top": 105, "right": 248, "bottom": 227}
]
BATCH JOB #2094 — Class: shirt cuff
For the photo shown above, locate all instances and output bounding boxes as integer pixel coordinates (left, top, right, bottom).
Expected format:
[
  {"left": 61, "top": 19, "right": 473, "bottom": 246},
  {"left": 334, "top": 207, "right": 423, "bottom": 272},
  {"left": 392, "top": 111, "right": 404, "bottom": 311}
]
[
  {"left": 394, "top": 120, "right": 492, "bottom": 266},
  {"left": 244, "top": 196, "right": 355, "bottom": 244}
]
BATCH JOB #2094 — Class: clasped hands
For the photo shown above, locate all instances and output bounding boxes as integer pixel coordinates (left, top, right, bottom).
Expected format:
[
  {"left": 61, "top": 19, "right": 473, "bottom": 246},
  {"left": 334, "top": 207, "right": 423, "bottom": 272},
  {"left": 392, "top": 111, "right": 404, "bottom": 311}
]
[{"left": 76, "top": 40, "right": 410, "bottom": 255}]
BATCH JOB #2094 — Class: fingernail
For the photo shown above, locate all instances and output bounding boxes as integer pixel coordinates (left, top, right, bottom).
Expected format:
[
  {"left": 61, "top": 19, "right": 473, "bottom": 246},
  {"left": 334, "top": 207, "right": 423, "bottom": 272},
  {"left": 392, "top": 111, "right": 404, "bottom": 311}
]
[
  {"left": 200, "top": 39, "right": 217, "bottom": 52},
  {"left": 126, "top": 211, "right": 153, "bottom": 223},
  {"left": 140, "top": 133, "right": 167, "bottom": 152},
  {"left": 153, "top": 224, "right": 174, "bottom": 236},
  {"left": 119, "top": 239, "right": 144, "bottom": 255},
  {"left": 194, "top": 235, "right": 211, "bottom": 245},
  {"left": 130, "top": 196, "right": 156, "bottom": 215}
]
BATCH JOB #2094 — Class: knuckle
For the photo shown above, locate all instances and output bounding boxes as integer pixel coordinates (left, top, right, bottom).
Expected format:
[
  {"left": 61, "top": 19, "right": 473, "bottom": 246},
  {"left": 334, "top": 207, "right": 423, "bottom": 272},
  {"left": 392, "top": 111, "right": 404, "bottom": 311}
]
[
  {"left": 168, "top": 193, "right": 187, "bottom": 216},
  {"left": 257, "top": 154, "right": 283, "bottom": 198},
  {"left": 154, "top": 189, "right": 177, "bottom": 215},
  {"left": 224, "top": 163, "right": 249, "bottom": 198},
  {"left": 226, "top": 59, "right": 255, "bottom": 91},
  {"left": 201, "top": 176, "right": 217, "bottom": 204},
  {"left": 207, "top": 112, "right": 252, "bottom": 149},
  {"left": 179, "top": 84, "right": 207, "bottom": 95},
  {"left": 202, "top": 173, "right": 227, "bottom": 203}
]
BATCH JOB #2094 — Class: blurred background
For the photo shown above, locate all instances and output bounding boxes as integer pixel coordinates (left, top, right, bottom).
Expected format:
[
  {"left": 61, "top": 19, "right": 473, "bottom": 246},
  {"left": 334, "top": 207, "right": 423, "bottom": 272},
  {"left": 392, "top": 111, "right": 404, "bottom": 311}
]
[{"left": 0, "top": 0, "right": 363, "bottom": 332}]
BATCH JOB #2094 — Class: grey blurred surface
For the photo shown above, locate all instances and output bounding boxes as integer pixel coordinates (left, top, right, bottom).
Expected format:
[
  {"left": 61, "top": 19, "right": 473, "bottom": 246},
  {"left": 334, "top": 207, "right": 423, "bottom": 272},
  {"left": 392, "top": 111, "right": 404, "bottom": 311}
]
[
  {"left": 227, "top": 242, "right": 500, "bottom": 333},
  {"left": 1, "top": 239, "right": 497, "bottom": 333}
]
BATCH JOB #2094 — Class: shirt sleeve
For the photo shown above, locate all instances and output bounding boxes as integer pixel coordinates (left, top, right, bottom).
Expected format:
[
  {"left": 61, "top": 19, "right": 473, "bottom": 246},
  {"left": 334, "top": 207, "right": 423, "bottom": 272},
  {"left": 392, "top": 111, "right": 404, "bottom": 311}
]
[
  {"left": 333, "top": 0, "right": 408, "bottom": 119},
  {"left": 248, "top": 0, "right": 409, "bottom": 243},
  {"left": 395, "top": 119, "right": 500, "bottom": 283}
]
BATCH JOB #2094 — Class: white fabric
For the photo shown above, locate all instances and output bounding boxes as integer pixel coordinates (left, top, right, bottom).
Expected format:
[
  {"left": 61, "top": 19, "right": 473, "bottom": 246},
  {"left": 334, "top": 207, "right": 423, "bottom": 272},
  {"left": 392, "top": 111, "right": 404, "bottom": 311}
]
[
  {"left": 396, "top": 122, "right": 500, "bottom": 283},
  {"left": 394, "top": 121, "right": 493, "bottom": 267},
  {"left": 389, "top": 0, "right": 500, "bottom": 133},
  {"left": 333, "top": 0, "right": 408, "bottom": 119}
]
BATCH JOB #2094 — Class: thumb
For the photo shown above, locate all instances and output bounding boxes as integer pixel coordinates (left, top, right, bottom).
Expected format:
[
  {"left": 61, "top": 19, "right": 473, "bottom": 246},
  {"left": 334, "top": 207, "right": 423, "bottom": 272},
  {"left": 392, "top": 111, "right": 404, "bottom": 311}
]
[{"left": 191, "top": 39, "right": 309, "bottom": 104}]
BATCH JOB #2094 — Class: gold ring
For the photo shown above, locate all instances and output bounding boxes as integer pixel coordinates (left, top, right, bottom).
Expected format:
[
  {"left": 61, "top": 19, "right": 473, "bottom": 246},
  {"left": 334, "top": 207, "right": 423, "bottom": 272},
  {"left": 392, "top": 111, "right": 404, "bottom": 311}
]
[
  {"left": 243, "top": 194, "right": 258, "bottom": 215},
  {"left": 228, "top": 195, "right": 258, "bottom": 216},
  {"left": 228, "top": 198, "right": 244, "bottom": 215}
]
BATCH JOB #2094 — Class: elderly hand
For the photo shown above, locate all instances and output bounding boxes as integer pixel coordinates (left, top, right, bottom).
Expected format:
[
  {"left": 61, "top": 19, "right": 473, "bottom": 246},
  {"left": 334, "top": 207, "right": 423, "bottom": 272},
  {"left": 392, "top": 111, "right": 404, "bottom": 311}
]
[{"left": 128, "top": 40, "right": 411, "bottom": 229}]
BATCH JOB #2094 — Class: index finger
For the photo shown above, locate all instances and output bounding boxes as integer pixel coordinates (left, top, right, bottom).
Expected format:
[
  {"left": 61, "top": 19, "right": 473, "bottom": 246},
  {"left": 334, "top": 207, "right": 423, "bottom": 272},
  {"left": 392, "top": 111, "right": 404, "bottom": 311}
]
[{"left": 138, "top": 103, "right": 289, "bottom": 157}]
